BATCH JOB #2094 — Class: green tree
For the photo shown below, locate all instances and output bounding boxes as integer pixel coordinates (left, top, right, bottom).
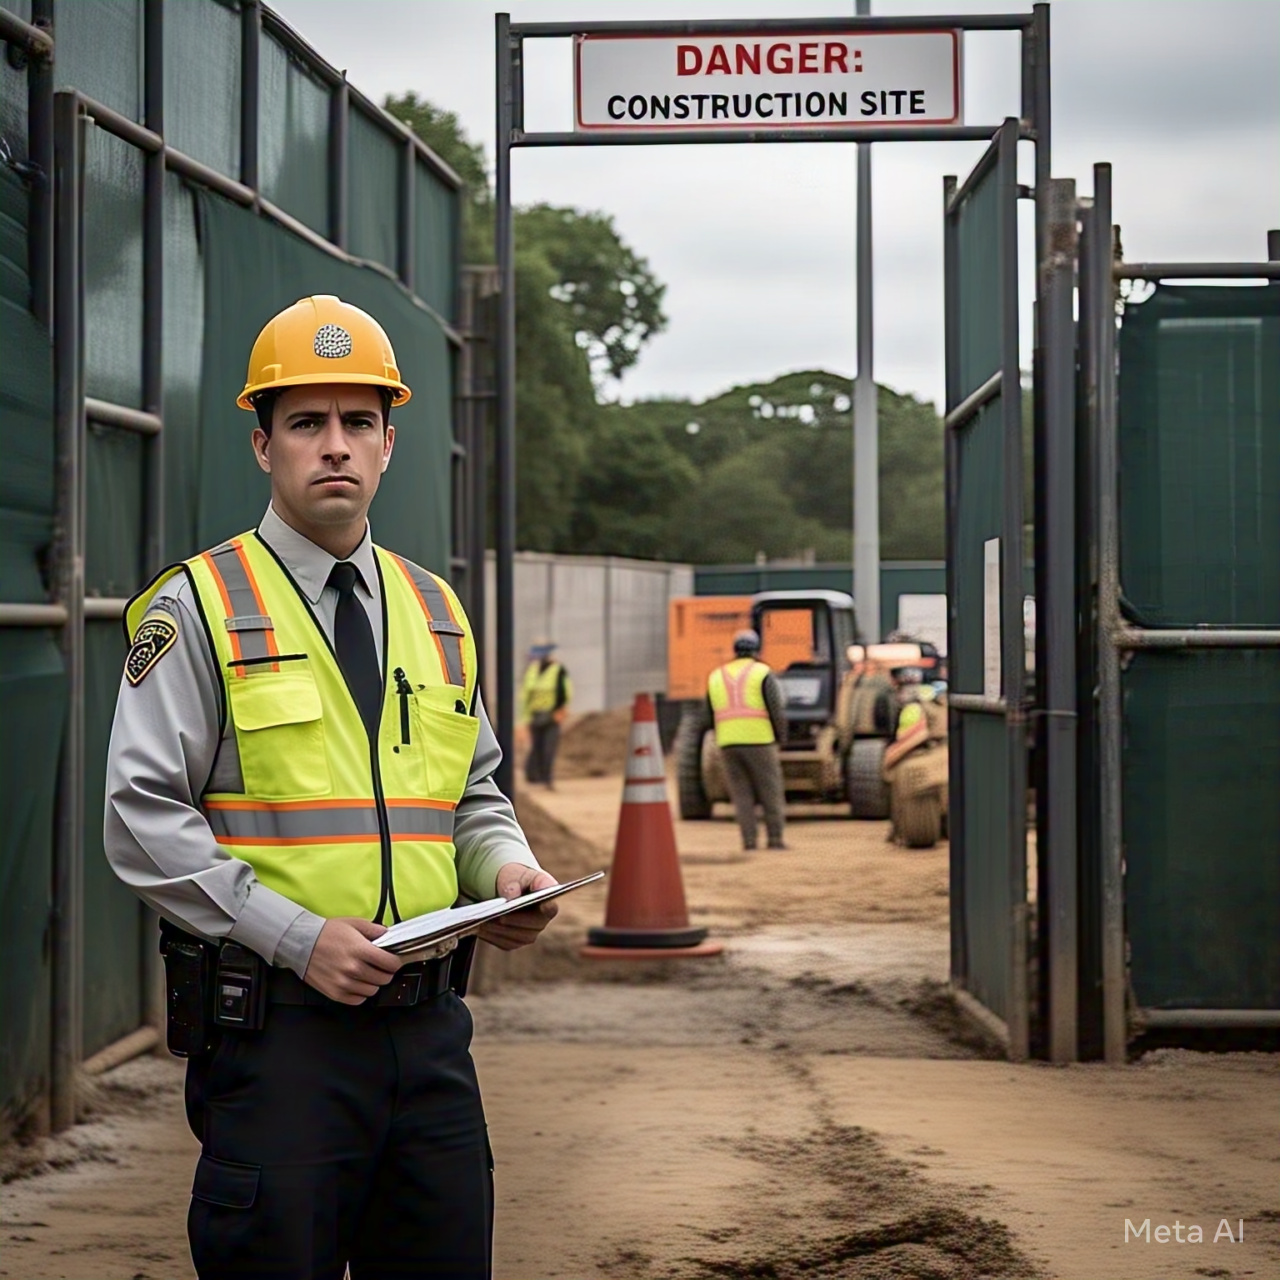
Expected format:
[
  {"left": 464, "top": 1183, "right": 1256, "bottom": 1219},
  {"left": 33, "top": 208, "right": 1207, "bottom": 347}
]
[
  {"left": 570, "top": 409, "right": 699, "bottom": 559},
  {"left": 516, "top": 204, "right": 667, "bottom": 384},
  {"left": 383, "top": 93, "right": 493, "bottom": 263}
]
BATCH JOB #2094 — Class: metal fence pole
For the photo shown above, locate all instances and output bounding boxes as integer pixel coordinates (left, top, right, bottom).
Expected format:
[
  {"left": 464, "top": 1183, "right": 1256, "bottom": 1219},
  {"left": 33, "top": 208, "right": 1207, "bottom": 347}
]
[
  {"left": 494, "top": 14, "right": 517, "bottom": 795},
  {"left": 51, "top": 91, "right": 85, "bottom": 1132},
  {"left": 329, "top": 80, "right": 349, "bottom": 251},
  {"left": 1268, "top": 229, "right": 1279, "bottom": 283},
  {"left": 852, "top": 0, "right": 878, "bottom": 642},
  {"left": 1091, "top": 164, "right": 1125, "bottom": 1064},
  {"left": 1040, "top": 178, "right": 1078, "bottom": 1062},
  {"left": 27, "top": 0, "right": 54, "bottom": 327},
  {"left": 140, "top": 0, "right": 168, "bottom": 1043},
  {"left": 240, "top": 0, "right": 260, "bottom": 191}
]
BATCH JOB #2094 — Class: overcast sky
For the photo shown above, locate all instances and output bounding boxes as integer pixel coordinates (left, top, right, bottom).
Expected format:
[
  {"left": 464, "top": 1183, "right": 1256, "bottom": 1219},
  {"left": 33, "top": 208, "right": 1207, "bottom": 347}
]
[{"left": 271, "top": 0, "right": 1279, "bottom": 412}]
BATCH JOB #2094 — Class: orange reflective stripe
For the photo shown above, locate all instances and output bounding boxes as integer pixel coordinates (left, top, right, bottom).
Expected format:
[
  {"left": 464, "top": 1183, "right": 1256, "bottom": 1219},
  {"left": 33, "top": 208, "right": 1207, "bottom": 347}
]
[
  {"left": 203, "top": 538, "right": 280, "bottom": 673},
  {"left": 204, "top": 796, "right": 456, "bottom": 844},
  {"left": 389, "top": 555, "right": 466, "bottom": 687},
  {"left": 713, "top": 661, "right": 769, "bottom": 724}
]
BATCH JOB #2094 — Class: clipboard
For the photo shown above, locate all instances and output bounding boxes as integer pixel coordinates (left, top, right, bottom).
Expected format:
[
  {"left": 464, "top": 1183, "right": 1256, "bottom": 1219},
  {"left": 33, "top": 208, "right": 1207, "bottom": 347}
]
[{"left": 373, "top": 870, "right": 606, "bottom": 956}]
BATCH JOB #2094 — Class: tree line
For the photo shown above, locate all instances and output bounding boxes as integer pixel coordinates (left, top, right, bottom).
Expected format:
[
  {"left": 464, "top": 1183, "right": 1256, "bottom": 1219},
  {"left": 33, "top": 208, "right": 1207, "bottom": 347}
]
[{"left": 385, "top": 94, "right": 945, "bottom": 565}]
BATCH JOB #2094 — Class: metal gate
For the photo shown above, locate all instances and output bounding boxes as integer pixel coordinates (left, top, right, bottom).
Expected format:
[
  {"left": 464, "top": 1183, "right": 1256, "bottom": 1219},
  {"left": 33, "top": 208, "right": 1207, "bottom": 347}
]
[
  {"left": 1081, "top": 166, "right": 1280, "bottom": 1059},
  {"left": 942, "top": 120, "right": 1029, "bottom": 1058}
]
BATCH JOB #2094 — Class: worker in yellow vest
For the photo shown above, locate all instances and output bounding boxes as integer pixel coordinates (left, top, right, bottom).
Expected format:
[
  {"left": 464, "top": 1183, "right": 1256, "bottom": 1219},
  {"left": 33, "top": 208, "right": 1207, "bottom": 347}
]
[
  {"left": 519, "top": 638, "right": 572, "bottom": 787},
  {"left": 706, "top": 629, "right": 788, "bottom": 850},
  {"left": 103, "top": 296, "right": 557, "bottom": 1279}
]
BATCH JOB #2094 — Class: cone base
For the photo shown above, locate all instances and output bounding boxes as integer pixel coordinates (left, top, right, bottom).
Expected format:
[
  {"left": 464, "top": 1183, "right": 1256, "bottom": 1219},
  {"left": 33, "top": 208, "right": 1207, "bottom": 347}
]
[
  {"left": 579, "top": 941, "right": 725, "bottom": 961},
  {"left": 587, "top": 924, "right": 708, "bottom": 949}
]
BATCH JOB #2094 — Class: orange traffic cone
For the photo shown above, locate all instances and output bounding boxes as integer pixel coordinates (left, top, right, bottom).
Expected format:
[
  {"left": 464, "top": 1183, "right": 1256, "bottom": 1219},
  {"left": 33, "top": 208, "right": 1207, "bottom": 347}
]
[{"left": 581, "top": 693, "right": 723, "bottom": 960}]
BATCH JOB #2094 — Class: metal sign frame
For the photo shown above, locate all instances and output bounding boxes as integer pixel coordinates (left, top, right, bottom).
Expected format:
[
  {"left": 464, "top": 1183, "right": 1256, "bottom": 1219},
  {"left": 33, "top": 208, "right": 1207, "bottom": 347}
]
[{"left": 491, "top": 5, "right": 1053, "bottom": 790}]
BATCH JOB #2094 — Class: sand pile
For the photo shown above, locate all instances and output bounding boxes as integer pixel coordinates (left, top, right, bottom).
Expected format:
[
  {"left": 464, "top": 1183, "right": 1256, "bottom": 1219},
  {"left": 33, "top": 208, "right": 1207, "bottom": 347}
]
[{"left": 555, "top": 706, "right": 634, "bottom": 778}]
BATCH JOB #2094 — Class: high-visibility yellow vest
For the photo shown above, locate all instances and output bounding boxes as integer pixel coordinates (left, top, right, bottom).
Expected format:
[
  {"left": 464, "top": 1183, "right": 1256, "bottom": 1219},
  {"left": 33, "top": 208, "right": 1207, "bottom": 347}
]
[
  {"left": 125, "top": 532, "right": 479, "bottom": 925},
  {"left": 520, "top": 660, "right": 570, "bottom": 721},
  {"left": 707, "top": 658, "right": 775, "bottom": 747}
]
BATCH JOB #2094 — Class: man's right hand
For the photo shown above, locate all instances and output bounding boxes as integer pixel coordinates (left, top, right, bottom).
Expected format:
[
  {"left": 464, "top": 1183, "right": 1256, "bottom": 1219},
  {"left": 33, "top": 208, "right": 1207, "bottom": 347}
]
[{"left": 303, "top": 917, "right": 402, "bottom": 1005}]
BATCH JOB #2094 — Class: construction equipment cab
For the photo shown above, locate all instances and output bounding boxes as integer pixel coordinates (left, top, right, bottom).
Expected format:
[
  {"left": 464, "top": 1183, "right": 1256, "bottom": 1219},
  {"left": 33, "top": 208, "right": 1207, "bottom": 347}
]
[{"left": 676, "top": 590, "right": 862, "bottom": 817}]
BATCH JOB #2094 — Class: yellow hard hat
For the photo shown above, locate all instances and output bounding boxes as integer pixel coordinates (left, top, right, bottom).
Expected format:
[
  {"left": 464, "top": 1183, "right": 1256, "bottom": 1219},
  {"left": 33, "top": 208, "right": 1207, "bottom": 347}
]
[{"left": 237, "top": 295, "right": 412, "bottom": 410}]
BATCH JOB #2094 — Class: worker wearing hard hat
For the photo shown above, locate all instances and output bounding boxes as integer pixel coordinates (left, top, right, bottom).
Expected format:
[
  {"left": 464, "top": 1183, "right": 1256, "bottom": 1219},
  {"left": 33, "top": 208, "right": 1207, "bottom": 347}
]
[
  {"left": 520, "top": 638, "right": 573, "bottom": 788},
  {"left": 103, "top": 296, "right": 557, "bottom": 1278},
  {"left": 707, "top": 629, "right": 788, "bottom": 850}
]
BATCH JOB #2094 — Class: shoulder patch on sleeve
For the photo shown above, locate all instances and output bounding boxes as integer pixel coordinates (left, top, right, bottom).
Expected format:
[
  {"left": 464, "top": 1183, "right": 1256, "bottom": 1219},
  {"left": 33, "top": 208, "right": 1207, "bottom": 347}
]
[{"left": 126, "top": 615, "right": 179, "bottom": 686}]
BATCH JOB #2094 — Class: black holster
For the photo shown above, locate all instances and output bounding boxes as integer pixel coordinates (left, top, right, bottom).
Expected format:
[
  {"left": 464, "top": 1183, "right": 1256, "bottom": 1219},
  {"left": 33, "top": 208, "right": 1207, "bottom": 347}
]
[{"left": 159, "top": 921, "right": 214, "bottom": 1058}]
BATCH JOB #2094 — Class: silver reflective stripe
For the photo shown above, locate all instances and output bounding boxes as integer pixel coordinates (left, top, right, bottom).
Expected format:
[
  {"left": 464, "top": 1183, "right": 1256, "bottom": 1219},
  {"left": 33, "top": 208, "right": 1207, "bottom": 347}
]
[
  {"left": 204, "top": 802, "right": 455, "bottom": 843},
  {"left": 387, "top": 805, "right": 456, "bottom": 840},
  {"left": 393, "top": 556, "right": 465, "bottom": 687},
  {"left": 208, "top": 544, "right": 272, "bottom": 662},
  {"left": 205, "top": 805, "right": 379, "bottom": 842},
  {"left": 226, "top": 614, "right": 273, "bottom": 632}
]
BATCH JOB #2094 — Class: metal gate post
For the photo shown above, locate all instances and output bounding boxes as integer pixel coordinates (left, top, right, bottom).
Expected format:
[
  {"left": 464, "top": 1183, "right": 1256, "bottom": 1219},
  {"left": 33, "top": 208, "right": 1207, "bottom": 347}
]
[
  {"left": 51, "top": 92, "right": 85, "bottom": 1132},
  {"left": 941, "top": 173, "right": 968, "bottom": 993},
  {"left": 1090, "top": 164, "right": 1125, "bottom": 1063},
  {"left": 493, "top": 15, "right": 517, "bottom": 795},
  {"left": 1039, "top": 178, "right": 1078, "bottom": 1062},
  {"left": 996, "top": 120, "right": 1029, "bottom": 1062}
]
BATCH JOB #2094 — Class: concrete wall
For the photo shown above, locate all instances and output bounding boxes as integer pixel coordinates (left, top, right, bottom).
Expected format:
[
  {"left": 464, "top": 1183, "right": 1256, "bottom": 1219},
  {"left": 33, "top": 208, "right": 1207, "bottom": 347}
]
[{"left": 484, "top": 553, "right": 695, "bottom": 714}]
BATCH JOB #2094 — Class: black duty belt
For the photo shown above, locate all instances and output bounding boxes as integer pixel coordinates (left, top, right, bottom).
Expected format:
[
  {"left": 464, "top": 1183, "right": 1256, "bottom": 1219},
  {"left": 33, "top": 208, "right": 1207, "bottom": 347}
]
[{"left": 267, "top": 954, "right": 455, "bottom": 1008}]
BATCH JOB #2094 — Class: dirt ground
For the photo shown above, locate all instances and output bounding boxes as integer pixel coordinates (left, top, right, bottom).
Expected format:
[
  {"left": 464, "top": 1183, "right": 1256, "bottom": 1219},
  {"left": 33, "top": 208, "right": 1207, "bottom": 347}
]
[{"left": 3, "top": 758, "right": 1277, "bottom": 1280}]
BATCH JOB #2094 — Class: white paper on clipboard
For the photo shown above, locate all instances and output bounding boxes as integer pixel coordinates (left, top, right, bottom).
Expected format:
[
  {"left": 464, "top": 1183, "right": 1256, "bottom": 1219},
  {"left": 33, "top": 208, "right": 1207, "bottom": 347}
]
[{"left": 373, "top": 870, "right": 606, "bottom": 955}]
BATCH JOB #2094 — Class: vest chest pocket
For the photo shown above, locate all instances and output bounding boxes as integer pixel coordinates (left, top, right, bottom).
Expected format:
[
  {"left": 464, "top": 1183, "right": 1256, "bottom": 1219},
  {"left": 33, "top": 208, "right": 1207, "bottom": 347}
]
[
  {"left": 227, "top": 668, "right": 331, "bottom": 800},
  {"left": 401, "top": 686, "right": 480, "bottom": 806}
]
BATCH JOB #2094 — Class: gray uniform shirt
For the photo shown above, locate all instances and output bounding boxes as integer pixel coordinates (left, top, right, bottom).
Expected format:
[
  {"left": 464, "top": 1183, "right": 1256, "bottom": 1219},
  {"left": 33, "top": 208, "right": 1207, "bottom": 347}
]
[{"left": 104, "top": 505, "right": 540, "bottom": 978}]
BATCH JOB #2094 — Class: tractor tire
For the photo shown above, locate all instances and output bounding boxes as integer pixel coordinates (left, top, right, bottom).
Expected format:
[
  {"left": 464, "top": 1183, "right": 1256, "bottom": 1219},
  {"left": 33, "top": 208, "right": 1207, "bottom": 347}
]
[
  {"left": 897, "top": 791, "right": 943, "bottom": 849},
  {"left": 675, "top": 711, "right": 712, "bottom": 820},
  {"left": 846, "top": 739, "right": 891, "bottom": 819}
]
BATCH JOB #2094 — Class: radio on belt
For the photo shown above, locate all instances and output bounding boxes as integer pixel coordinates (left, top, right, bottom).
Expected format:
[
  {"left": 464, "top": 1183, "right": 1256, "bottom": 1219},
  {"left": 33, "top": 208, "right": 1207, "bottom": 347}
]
[{"left": 214, "top": 940, "right": 267, "bottom": 1030}]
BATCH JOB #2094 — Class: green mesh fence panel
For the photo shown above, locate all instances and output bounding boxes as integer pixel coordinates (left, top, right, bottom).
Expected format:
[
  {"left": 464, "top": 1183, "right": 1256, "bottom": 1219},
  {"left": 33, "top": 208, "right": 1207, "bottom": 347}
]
[
  {"left": 163, "top": 174, "right": 204, "bottom": 560},
  {"left": 259, "top": 32, "right": 329, "bottom": 234},
  {"left": 953, "top": 399, "right": 1004, "bottom": 692},
  {"left": 0, "top": 630, "right": 63, "bottom": 1136},
  {"left": 84, "top": 126, "right": 143, "bottom": 409},
  {"left": 85, "top": 421, "right": 144, "bottom": 597},
  {"left": 1123, "top": 649, "right": 1280, "bottom": 1010},
  {"left": 0, "top": 167, "right": 53, "bottom": 603},
  {"left": 960, "top": 712, "right": 1013, "bottom": 1016},
  {"left": 1119, "top": 286, "right": 1280, "bottom": 627},
  {"left": 347, "top": 104, "right": 399, "bottom": 273},
  {"left": 194, "top": 190, "right": 451, "bottom": 572},
  {"left": 53, "top": 0, "right": 142, "bottom": 122},
  {"left": 165, "top": 0, "right": 241, "bottom": 180},
  {"left": 414, "top": 159, "right": 457, "bottom": 325},
  {"left": 0, "top": 155, "right": 61, "bottom": 1134},
  {"left": 82, "top": 620, "right": 144, "bottom": 1056},
  {"left": 0, "top": 23, "right": 28, "bottom": 164},
  {"left": 945, "top": 138, "right": 1022, "bottom": 1030}
]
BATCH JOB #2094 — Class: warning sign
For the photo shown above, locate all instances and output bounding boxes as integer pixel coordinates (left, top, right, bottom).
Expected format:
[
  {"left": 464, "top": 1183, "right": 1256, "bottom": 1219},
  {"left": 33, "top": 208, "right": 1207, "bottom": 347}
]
[{"left": 575, "top": 30, "right": 962, "bottom": 133}]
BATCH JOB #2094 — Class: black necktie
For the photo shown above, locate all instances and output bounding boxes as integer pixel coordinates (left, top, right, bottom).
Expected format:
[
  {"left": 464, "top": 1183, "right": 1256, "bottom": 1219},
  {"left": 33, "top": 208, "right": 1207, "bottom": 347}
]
[{"left": 328, "top": 561, "right": 382, "bottom": 736}]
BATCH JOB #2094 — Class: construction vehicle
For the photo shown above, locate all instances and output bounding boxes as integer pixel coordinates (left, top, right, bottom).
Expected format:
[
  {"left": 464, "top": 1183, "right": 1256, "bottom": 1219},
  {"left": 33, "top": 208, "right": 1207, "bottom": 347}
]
[{"left": 673, "top": 590, "right": 911, "bottom": 819}]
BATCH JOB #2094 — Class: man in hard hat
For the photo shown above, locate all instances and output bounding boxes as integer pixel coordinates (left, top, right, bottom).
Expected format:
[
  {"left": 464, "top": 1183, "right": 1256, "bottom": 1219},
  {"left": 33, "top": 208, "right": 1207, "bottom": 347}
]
[
  {"left": 104, "top": 296, "right": 556, "bottom": 1279},
  {"left": 519, "top": 638, "right": 572, "bottom": 788},
  {"left": 706, "top": 629, "right": 788, "bottom": 850}
]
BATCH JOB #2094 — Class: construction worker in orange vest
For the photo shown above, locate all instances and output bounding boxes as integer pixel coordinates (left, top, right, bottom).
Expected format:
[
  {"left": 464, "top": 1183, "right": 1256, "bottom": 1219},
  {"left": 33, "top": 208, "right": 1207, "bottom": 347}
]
[{"left": 706, "top": 629, "right": 788, "bottom": 851}]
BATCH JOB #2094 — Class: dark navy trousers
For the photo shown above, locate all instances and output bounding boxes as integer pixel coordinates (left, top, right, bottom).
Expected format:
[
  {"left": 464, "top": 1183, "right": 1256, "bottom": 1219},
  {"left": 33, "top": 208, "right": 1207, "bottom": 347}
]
[{"left": 185, "top": 993, "right": 492, "bottom": 1280}]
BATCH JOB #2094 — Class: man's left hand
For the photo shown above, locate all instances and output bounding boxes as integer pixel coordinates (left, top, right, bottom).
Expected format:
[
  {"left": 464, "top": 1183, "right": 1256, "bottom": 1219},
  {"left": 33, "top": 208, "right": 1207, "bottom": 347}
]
[{"left": 479, "top": 864, "right": 559, "bottom": 951}]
